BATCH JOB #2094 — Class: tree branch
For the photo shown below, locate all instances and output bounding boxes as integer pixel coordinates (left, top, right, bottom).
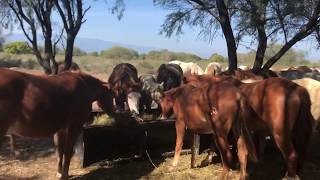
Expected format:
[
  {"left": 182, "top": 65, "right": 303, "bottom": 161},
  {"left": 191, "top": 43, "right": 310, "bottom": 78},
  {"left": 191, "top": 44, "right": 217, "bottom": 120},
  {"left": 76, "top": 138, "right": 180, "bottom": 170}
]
[{"left": 262, "top": 2, "right": 320, "bottom": 71}]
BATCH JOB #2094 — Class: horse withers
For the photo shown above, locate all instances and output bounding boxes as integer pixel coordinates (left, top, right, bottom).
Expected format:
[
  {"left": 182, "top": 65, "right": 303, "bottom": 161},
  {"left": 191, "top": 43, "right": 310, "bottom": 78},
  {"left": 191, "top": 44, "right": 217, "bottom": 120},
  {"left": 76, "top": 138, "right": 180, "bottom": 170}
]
[
  {"left": 160, "top": 81, "right": 258, "bottom": 180},
  {"left": 0, "top": 68, "right": 114, "bottom": 180}
]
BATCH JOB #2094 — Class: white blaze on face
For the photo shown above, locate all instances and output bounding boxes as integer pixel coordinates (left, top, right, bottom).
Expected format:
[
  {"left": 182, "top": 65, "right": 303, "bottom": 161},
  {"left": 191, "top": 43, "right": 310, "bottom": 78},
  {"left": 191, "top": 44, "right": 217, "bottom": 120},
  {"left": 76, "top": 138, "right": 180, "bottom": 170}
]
[{"left": 127, "top": 92, "right": 141, "bottom": 114}]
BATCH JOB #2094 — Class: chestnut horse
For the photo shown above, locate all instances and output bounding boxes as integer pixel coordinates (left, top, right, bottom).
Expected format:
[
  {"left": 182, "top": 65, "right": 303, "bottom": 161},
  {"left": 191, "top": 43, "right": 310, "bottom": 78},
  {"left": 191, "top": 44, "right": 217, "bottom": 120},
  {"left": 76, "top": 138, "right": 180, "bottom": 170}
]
[
  {"left": 185, "top": 75, "right": 313, "bottom": 179},
  {"left": 0, "top": 68, "right": 114, "bottom": 180},
  {"left": 160, "top": 81, "right": 258, "bottom": 179}
]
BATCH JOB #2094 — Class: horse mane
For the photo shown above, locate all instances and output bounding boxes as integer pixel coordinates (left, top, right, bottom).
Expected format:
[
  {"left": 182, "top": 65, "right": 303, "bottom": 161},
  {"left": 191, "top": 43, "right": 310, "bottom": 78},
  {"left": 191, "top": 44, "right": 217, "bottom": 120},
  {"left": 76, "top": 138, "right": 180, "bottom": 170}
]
[{"left": 109, "top": 66, "right": 141, "bottom": 87}]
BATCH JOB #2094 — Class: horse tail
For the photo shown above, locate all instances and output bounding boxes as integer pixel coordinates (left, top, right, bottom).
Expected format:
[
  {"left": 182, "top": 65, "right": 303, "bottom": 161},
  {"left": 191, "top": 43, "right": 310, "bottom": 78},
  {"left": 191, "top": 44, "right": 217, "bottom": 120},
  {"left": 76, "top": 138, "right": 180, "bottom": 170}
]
[
  {"left": 238, "top": 95, "right": 258, "bottom": 163},
  {"left": 294, "top": 86, "right": 314, "bottom": 172}
]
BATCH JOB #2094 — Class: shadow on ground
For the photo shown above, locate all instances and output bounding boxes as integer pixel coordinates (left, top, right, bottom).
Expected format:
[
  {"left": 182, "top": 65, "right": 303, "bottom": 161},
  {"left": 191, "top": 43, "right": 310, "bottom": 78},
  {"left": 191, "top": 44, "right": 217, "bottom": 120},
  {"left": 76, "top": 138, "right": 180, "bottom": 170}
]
[{"left": 0, "top": 136, "right": 54, "bottom": 161}]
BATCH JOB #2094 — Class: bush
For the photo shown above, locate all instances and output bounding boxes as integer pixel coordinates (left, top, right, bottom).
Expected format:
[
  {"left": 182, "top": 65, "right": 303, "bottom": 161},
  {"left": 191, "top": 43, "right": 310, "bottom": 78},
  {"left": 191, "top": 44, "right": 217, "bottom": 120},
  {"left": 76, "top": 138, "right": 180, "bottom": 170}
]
[
  {"left": 0, "top": 38, "right": 4, "bottom": 52},
  {"left": 209, "top": 53, "right": 226, "bottom": 62},
  {"left": 89, "top": 51, "right": 99, "bottom": 56},
  {"left": 145, "top": 49, "right": 202, "bottom": 61},
  {"left": 100, "top": 46, "right": 139, "bottom": 60},
  {"left": 73, "top": 46, "right": 87, "bottom": 56},
  {"left": 3, "top": 41, "right": 32, "bottom": 54}
]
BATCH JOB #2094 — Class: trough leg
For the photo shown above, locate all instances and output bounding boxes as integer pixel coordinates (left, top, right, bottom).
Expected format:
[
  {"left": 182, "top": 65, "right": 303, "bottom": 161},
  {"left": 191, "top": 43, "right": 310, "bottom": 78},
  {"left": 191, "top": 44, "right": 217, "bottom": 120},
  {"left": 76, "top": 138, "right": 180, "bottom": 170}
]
[{"left": 190, "top": 133, "right": 200, "bottom": 168}]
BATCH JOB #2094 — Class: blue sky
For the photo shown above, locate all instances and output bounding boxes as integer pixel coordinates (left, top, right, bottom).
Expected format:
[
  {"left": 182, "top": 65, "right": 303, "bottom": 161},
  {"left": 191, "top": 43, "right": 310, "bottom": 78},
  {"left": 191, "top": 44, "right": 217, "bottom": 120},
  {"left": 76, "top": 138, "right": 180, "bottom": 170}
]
[{"left": 8, "top": 0, "right": 320, "bottom": 60}]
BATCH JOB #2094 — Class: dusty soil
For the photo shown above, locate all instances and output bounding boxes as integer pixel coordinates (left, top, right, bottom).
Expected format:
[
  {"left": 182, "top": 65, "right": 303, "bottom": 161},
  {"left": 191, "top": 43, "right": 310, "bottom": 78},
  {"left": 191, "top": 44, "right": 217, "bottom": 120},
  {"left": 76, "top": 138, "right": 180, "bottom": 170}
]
[{"left": 1, "top": 133, "right": 320, "bottom": 180}]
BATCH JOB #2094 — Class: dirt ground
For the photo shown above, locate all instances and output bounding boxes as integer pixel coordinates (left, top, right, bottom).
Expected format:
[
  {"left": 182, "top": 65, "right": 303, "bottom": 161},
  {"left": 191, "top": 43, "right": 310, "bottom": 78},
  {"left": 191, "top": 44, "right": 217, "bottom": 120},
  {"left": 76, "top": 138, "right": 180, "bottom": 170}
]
[{"left": 1, "top": 132, "right": 320, "bottom": 180}]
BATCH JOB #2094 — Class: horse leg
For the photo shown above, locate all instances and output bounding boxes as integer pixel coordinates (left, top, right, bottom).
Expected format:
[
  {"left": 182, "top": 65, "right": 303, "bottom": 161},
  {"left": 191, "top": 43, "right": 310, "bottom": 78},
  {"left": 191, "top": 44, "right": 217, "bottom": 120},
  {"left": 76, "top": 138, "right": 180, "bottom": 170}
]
[
  {"left": 200, "top": 139, "right": 219, "bottom": 167},
  {"left": 213, "top": 129, "right": 233, "bottom": 180},
  {"left": 54, "top": 130, "right": 67, "bottom": 178},
  {"left": 170, "top": 119, "right": 185, "bottom": 170},
  {"left": 60, "top": 125, "right": 82, "bottom": 180},
  {"left": 237, "top": 135, "right": 249, "bottom": 180},
  {"left": 190, "top": 133, "right": 200, "bottom": 168},
  {"left": 273, "top": 133, "right": 298, "bottom": 178}
]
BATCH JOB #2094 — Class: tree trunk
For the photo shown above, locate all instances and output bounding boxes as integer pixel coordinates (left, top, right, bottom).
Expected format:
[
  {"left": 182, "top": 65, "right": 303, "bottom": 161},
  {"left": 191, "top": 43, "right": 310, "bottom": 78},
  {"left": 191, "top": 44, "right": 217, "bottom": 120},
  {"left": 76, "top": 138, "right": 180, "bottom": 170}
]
[
  {"left": 251, "top": 1, "right": 267, "bottom": 72},
  {"left": 216, "top": 0, "right": 237, "bottom": 73},
  {"left": 64, "top": 35, "right": 75, "bottom": 70},
  {"left": 253, "top": 26, "right": 267, "bottom": 72}
]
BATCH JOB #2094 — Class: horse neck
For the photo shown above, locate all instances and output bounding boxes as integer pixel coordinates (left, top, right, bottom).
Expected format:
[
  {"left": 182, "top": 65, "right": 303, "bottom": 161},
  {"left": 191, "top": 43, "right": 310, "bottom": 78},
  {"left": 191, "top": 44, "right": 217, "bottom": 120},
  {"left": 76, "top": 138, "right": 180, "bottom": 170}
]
[{"left": 80, "top": 74, "right": 104, "bottom": 101}]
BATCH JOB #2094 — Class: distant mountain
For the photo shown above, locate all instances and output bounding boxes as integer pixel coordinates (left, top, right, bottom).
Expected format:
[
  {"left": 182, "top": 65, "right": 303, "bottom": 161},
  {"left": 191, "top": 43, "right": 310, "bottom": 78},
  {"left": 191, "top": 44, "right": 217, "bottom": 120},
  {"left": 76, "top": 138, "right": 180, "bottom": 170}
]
[{"left": 5, "top": 34, "right": 158, "bottom": 53}]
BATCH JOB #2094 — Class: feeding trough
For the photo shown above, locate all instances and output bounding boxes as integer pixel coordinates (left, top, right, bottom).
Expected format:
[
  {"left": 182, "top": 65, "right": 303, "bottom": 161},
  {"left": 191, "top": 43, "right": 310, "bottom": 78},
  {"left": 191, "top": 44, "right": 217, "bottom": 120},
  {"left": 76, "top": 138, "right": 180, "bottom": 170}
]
[{"left": 75, "top": 106, "right": 211, "bottom": 167}]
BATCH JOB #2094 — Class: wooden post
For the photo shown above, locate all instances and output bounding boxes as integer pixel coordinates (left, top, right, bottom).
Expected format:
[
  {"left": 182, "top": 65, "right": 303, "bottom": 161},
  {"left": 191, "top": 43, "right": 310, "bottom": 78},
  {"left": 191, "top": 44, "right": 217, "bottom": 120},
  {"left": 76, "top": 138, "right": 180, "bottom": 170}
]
[{"left": 191, "top": 133, "right": 200, "bottom": 168}]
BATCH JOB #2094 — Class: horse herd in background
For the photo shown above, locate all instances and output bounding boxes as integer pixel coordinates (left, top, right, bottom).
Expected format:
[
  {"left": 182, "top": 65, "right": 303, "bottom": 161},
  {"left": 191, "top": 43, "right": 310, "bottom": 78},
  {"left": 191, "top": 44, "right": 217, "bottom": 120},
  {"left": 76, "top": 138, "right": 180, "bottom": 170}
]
[{"left": 1, "top": 60, "right": 320, "bottom": 180}]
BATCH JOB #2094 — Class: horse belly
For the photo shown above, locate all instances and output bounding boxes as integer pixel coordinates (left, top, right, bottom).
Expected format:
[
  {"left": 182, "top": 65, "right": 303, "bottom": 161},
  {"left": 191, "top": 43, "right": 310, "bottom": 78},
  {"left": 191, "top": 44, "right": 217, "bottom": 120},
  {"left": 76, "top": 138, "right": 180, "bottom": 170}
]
[
  {"left": 7, "top": 115, "right": 66, "bottom": 138},
  {"left": 186, "top": 116, "right": 213, "bottom": 134}
]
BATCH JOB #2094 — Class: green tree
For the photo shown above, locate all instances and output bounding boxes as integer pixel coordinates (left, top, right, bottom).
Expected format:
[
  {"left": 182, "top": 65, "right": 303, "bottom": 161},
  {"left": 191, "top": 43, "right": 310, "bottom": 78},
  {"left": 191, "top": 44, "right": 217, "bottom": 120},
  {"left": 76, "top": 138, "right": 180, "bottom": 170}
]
[
  {"left": 209, "top": 53, "right": 226, "bottom": 62},
  {"left": 89, "top": 51, "right": 99, "bottom": 56},
  {"left": 264, "top": 44, "right": 308, "bottom": 65},
  {"left": 145, "top": 49, "right": 202, "bottom": 61},
  {"left": 101, "top": 46, "right": 139, "bottom": 60},
  {"left": 3, "top": 41, "right": 32, "bottom": 54},
  {"left": 0, "top": 28, "right": 4, "bottom": 51},
  {"left": 1, "top": 0, "right": 125, "bottom": 74},
  {"left": 72, "top": 47, "right": 87, "bottom": 56},
  {"left": 155, "top": 0, "right": 320, "bottom": 73}
]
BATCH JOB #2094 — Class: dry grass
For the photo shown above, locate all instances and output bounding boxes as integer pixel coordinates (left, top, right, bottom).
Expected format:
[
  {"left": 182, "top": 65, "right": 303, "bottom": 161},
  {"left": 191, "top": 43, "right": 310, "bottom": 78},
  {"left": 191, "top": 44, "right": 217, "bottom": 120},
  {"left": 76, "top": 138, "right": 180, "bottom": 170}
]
[{"left": 1, "top": 133, "right": 320, "bottom": 180}]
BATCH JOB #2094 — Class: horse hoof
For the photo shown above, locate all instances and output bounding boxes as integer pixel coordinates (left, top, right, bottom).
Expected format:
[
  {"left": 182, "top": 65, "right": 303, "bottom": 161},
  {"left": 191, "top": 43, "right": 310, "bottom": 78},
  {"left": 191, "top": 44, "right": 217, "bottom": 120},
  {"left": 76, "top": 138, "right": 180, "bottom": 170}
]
[
  {"left": 56, "top": 172, "right": 62, "bottom": 178},
  {"left": 167, "top": 165, "right": 177, "bottom": 172},
  {"left": 220, "top": 170, "right": 232, "bottom": 180}
]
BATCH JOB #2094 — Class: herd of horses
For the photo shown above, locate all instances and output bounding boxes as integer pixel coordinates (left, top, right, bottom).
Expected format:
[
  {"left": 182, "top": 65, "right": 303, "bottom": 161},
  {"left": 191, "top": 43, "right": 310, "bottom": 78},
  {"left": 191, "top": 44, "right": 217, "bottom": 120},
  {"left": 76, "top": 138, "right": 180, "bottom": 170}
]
[{"left": 1, "top": 60, "right": 320, "bottom": 180}]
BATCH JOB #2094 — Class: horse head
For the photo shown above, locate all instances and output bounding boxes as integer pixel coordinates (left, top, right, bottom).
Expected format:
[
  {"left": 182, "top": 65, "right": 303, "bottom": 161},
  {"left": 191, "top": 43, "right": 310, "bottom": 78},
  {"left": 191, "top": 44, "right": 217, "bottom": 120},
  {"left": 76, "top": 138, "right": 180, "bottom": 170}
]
[
  {"left": 95, "top": 82, "right": 115, "bottom": 116},
  {"left": 159, "top": 86, "right": 182, "bottom": 119}
]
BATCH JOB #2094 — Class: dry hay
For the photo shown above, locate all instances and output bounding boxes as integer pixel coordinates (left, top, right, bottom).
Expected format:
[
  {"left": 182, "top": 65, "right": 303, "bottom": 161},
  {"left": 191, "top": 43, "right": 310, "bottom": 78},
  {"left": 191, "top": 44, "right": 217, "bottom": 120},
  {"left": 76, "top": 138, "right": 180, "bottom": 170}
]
[{"left": 2, "top": 133, "right": 320, "bottom": 180}]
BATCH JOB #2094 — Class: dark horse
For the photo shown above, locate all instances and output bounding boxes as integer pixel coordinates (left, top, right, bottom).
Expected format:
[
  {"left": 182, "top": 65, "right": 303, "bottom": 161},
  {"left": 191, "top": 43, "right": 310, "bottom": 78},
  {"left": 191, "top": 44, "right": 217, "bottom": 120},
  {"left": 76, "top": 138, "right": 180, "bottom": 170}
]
[
  {"left": 108, "top": 63, "right": 142, "bottom": 115},
  {"left": 185, "top": 75, "right": 313, "bottom": 179},
  {"left": 160, "top": 81, "right": 258, "bottom": 180},
  {"left": 156, "top": 64, "right": 183, "bottom": 91},
  {"left": 0, "top": 68, "right": 114, "bottom": 180}
]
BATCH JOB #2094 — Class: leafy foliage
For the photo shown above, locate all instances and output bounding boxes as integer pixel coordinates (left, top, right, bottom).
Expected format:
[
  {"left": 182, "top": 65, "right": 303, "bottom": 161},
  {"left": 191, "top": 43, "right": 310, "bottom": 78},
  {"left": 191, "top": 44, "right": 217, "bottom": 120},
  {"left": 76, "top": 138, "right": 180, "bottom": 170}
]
[
  {"left": 237, "top": 44, "right": 309, "bottom": 66},
  {"left": 209, "top": 53, "right": 226, "bottom": 62},
  {"left": 89, "top": 51, "right": 99, "bottom": 56},
  {"left": 145, "top": 49, "right": 202, "bottom": 61},
  {"left": 155, "top": 0, "right": 320, "bottom": 70},
  {"left": 3, "top": 41, "right": 32, "bottom": 54},
  {"left": 72, "top": 47, "right": 87, "bottom": 56},
  {"left": 100, "top": 46, "right": 139, "bottom": 60},
  {"left": 0, "top": 29, "right": 4, "bottom": 52}
]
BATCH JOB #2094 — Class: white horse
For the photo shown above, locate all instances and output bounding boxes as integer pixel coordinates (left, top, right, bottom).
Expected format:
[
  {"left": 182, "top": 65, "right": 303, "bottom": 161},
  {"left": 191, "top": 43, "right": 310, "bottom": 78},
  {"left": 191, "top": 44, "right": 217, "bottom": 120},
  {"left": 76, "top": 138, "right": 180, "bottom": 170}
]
[
  {"left": 238, "top": 65, "right": 250, "bottom": 70},
  {"left": 169, "top": 60, "right": 204, "bottom": 76},
  {"left": 293, "top": 78, "right": 320, "bottom": 124},
  {"left": 204, "top": 62, "right": 222, "bottom": 76}
]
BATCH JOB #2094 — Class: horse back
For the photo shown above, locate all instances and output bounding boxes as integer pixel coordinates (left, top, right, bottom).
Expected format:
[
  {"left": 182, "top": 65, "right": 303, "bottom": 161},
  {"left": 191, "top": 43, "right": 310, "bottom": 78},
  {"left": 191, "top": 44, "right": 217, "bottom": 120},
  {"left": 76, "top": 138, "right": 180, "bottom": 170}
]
[{"left": 0, "top": 69, "right": 93, "bottom": 137}]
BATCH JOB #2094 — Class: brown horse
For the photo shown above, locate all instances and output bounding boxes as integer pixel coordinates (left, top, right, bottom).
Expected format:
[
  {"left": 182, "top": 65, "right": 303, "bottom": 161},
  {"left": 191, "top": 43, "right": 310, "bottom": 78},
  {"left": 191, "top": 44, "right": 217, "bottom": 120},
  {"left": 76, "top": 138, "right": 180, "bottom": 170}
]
[
  {"left": 0, "top": 68, "right": 114, "bottom": 180},
  {"left": 160, "top": 81, "right": 257, "bottom": 179},
  {"left": 185, "top": 75, "right": 313, "bottom": 179}
]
